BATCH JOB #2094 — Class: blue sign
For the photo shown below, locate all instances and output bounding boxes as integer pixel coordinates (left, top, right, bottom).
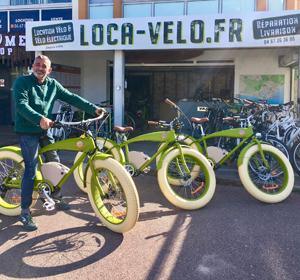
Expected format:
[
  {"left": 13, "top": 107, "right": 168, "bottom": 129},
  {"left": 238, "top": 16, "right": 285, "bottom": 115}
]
[
  {"left": 42, "top": 9, "right": 72, "bottom": 21},
  {"left": 10, "top": 10, "right": 39, "bottom": 33},
  {"left": 0, "top": 12, "right": 8, "bottom": 33}
]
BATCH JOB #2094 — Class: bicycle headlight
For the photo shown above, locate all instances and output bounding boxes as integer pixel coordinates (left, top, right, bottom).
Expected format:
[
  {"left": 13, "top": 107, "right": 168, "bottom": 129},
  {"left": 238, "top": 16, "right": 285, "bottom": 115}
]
[{"left": 255, "top": 132, "right": 262, "bottom": 139}]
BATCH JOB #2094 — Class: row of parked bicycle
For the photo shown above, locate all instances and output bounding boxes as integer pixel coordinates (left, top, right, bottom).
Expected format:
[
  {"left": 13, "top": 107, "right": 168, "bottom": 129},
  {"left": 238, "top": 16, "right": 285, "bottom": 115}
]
[{"left": 0, "top": 98, "right": 296, "bottom": 233}]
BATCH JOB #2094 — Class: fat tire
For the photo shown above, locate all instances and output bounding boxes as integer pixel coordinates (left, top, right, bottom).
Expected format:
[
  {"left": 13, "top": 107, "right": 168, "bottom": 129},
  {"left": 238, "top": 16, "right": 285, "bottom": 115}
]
[
  {"left": 238, "top": 144, "right": 294, "bottom": 203},
  {"left": 0, "top": 150, "right": 38, "bottom": 216},
  {"left": 85, "top": 157, "right": 139, "bottom": 233},
  {"left": 157, "top": 148, "right": 216, "bottom": 210}
]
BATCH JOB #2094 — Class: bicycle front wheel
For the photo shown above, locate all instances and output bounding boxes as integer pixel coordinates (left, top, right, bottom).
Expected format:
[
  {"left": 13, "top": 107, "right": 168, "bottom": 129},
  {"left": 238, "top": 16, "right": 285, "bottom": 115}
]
[
  {"left": 85, "top": 157, "right": 139, "bottom": 233},
  {"left": 157, "top": 148, "right": 216, "bottom": 210},
  {"left": 0, "top": 150, "right": 38, "bottom": 216},
  {"left": 238, "top": 144, "right": 294, "bottom": 203}
]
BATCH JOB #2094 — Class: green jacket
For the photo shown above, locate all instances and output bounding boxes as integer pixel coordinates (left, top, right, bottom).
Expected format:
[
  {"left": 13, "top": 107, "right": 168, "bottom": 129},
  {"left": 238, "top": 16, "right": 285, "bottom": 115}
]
[{"left": 13, "top": 74, "right": 98, "bottom": 134}]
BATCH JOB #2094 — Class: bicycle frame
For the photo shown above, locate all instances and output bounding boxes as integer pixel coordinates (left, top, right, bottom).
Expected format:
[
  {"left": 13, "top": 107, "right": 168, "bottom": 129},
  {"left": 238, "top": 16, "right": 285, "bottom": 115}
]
[
  {"left": 35, "top": 135, "right": 110, "bottom": 196},
  {"left": 190, "top": 126, "right": 269, "bottom": 169},
  {"left": 104, "top": 130, "right": 188, "bottom": 173}
]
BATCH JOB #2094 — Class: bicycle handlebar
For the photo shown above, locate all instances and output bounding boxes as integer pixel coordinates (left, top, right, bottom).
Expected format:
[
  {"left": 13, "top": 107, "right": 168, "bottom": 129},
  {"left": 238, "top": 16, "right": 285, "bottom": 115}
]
[
  {"left": 55, "top": 111, "right": 107, "bottom": 127},
  {"left": 165, "top": 98, "right": 177, "bottom": 108}
]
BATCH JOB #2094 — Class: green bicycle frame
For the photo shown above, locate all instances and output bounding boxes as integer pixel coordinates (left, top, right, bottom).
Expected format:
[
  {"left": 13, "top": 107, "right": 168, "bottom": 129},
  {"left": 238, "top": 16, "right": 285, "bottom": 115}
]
[
  {"left": 35, "top": 135, "right": 110, "bottom": 195},
  {"left": 105, "top": 130, "right": 187, "bottom": 173},
  {"left": 191, "top": 126, "right": 269, "bottom": 168}
]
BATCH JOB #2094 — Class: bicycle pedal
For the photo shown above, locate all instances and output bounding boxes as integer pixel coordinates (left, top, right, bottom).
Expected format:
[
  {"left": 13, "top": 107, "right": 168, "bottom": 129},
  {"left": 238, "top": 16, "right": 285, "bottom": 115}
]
[{"left": 43, "top": 200, "right": 56, "bottom": 211}]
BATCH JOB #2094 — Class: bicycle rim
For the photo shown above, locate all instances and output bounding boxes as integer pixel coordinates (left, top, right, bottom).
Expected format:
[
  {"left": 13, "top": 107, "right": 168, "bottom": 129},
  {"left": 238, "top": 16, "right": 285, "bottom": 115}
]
[{"left": 247, "top": 150, "right": 288, "bottom": 194}]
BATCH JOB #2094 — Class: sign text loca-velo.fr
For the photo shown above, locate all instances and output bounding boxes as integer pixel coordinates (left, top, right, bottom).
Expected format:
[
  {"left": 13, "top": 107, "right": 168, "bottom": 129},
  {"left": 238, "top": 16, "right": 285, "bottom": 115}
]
[{"left": 32, "top": 22, "right": 74, "bottom": 46}]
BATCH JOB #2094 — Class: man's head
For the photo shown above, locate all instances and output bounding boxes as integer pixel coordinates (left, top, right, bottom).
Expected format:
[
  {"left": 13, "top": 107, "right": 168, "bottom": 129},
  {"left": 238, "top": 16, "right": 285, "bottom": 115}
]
[{"left": 32, "top": 55, "right": 52, "bottom": 83}]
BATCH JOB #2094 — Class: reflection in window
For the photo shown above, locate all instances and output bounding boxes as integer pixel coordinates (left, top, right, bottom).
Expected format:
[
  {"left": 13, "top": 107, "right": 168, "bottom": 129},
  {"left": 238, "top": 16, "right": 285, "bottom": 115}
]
[
  {"left": 187, "top": 0, "right": 219, "bottom": 15},
  {"left": 269, "top": 0, "right": 284, "bottom": 11},
  {"left": 155, "top": 2, "right": 184, "bottom": 16},
  {"left": 222, "top": 0, "right": 254, "bottom": 13},
  {"left": 90, "top": 5, "right": 113, "bottom": 19},
  {"left": 124, "top": 4, "right": 151, "bottom": 18}
]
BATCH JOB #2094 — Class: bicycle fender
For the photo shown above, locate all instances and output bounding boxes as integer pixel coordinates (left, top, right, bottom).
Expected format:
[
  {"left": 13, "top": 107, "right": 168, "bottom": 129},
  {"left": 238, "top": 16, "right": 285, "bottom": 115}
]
[
  {"left": 96, "top": 137, "right": 125, "bottom": 165},
  {"left": 237, "top": 142, "right": 258, "bottom": 167},
  {"left": 91, "top": 152, "right": 113, "bottom": 162},
  {"left": 157, "top": 145, "right": 190, "bottom": 170},
  {"left": 0, "top": 146, "right": 22, "bottom": 156}
]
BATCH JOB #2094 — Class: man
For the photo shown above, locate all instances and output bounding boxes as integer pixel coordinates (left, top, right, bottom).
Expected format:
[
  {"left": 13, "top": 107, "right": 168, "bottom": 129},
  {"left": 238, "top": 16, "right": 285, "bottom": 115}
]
[{"left": 14, "top": 55, "right": 104, "bottom": 231}]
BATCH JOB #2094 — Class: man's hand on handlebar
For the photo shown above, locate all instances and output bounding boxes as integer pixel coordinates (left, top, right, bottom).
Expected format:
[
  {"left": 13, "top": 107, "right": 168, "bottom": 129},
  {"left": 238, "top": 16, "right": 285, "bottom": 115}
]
[
  {"left": 40, "top": 116, "right": 54, "bottom": 130},
  {"left": 95, "top": 107, "right": 107, "bottom": 116}
]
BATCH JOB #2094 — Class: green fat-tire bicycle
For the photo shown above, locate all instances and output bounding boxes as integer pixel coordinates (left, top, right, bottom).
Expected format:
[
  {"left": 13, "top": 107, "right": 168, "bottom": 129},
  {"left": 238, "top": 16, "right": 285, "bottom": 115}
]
[
  {"left": 73, "top": 129, "right": 216, "bottom": 211},
  {"left": 0, "top": 113, "right": 140, "bottom": 233},
  {"left": 152, "top": 99, "right": 294, "bottom": 204}
]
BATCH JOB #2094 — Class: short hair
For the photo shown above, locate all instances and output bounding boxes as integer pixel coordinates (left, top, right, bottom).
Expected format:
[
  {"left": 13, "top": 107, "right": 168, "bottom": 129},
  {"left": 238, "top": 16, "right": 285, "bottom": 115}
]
[{"left": 34, "top": 55, "right": 51, "bottom": 67}]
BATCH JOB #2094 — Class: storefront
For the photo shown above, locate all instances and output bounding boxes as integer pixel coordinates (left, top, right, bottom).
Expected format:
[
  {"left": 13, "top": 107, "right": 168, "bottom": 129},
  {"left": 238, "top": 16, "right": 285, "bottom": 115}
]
[{"left": 25, "top": 10, "right": 300, "bottom": 125}]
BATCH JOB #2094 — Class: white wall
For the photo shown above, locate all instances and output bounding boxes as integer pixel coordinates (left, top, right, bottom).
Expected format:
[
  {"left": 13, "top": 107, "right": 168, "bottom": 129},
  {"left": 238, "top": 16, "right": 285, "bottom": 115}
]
[
  {"left": 46, "top": 50, "right": 113, "bottom": 104},
  {"left": 81, "top": 51, "right": 113, "bottom": 104}
]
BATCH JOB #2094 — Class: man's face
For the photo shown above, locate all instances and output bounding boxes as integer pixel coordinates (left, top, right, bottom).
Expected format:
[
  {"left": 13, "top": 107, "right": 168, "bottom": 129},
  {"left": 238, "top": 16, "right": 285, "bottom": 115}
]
[{"left": 32, "top": 58, "right": 52, "bottom": 82}]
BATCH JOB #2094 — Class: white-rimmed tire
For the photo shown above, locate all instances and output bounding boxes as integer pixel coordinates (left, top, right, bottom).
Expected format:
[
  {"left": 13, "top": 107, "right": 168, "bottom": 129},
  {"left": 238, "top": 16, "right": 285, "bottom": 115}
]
[
  {"left": 85, "top": 157, "right": 139, "bottom": 233},
  {"left": 238, "top": 144, "right": 294, "bottom": 203},
  {"left": 157, "top": 148, "right": 216, "bottom": 210},
  {"left": 0, "top": 150, "right": 38, "bottom": 216}
]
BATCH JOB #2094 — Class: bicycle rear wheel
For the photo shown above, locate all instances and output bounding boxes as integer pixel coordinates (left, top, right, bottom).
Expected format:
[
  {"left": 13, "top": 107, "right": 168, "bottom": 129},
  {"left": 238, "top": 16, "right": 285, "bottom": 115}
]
[
  {"left": 157, "top": 148, "right": 216, "bottom": 210},
  {"left": 85, "top": 157, "right": 139, "bottom": 233},
  {"left": 265, "top": 135, "right": 290, "bottom": 160},
  {"left": 0, "top": 150, "right": 38, "bottom": 216}
]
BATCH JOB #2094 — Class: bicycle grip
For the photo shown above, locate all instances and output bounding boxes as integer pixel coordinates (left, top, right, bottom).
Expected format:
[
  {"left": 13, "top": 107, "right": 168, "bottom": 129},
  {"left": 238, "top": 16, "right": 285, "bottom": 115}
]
[{"left": 164, "top": 98, "right": 177, "bottom": 108}]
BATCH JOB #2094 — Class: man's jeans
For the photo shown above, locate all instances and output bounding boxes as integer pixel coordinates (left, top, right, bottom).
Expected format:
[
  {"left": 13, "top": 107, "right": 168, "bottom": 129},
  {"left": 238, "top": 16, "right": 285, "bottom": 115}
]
[{"left": 19, "top": 130, "right": 60, "bottom": 211}]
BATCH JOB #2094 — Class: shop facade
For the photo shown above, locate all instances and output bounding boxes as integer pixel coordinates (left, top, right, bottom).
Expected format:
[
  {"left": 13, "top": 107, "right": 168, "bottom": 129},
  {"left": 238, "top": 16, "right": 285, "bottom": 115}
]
[{"left": 26, "top": 8, "right": 300, "bottom": 126}]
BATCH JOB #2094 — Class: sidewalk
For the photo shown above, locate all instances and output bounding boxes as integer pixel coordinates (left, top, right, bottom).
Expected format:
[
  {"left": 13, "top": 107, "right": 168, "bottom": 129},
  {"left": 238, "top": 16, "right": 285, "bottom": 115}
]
[{"left": 0, "top": 125, "right": 299, "bottom": 191}]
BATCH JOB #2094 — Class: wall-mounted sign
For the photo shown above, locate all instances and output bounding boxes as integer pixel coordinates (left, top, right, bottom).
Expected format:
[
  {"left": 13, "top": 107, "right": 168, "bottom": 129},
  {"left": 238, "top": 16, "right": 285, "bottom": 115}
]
[
  {"left": 10, "top": 10, "right": 39, "bottom": 33},
  {"left": 32, "top": 22, "right": 74, "bottom": 46},
  {"left": 42, "top": 9, "right": 72, "bottom": 21},
  {"left": 26, "top": 11, "right": 300, "bottom": 51},
  {"left": 0, "top": 12, "right": 8, "bottom": 33}
]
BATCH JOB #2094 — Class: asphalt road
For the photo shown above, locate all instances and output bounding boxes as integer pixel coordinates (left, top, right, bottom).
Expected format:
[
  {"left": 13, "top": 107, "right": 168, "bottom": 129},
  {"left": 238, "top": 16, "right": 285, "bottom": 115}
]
[{"left": 0, "top": 173, "right": 300, "bottom": 280}]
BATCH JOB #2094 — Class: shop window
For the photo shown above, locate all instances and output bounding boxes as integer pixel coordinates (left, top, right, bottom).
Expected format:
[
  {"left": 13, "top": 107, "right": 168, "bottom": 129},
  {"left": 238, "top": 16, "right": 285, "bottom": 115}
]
[
  {"left": 90, "top": 5, "right": 113, "bottom": 19},
  {"left": 285, "top": 0, "right": 300, "bottom": 9},
  {"left": 222, "top": 0, "right": 255, "bottom": 13},
  {"left": 0, "top": 0, "right": 10, "bottom": 5},
  {"left": 187, "top": 0, "right": 219, "bottom": 15},
  {"left": 124, "top": 3, "right": 152, "bottom": 18},
  {"left": 268, "top": 0, "right": 284, "bottom": 11},
  {"left": 256, "top": 0, "right": 267, "bottom": 11},
  {"left": 154, "top": 2, "right": 185, "bottom": 16}
]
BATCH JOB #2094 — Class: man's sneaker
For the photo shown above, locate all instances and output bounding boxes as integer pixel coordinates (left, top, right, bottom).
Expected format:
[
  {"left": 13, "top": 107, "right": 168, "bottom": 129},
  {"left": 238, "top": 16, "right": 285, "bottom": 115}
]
[
  {"left": 19, "top": 213, "right": 38, "bottom": 231},
  {"left": 55, "top": 197, "right": 70, "bottom": 211}
]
